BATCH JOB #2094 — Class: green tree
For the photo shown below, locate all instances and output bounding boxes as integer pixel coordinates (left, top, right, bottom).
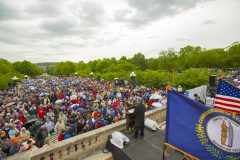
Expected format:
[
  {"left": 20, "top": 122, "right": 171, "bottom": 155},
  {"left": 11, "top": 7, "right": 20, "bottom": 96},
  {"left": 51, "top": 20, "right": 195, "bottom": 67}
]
[
  {"left": 13, "top": 60, "right": 42, "bottom": 77},
  {"left": 54, "top": 61, "right": 76, "bottom": 75},
  {"left": 131, "top": 53, "right": 148, "bottom": 70}
]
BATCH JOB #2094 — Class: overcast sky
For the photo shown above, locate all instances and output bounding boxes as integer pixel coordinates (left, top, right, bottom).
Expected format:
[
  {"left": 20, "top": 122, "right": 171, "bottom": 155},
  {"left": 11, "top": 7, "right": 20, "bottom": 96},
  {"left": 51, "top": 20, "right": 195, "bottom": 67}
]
[{"left": 0, "top": 0, "right": 239, "bottom": 63}]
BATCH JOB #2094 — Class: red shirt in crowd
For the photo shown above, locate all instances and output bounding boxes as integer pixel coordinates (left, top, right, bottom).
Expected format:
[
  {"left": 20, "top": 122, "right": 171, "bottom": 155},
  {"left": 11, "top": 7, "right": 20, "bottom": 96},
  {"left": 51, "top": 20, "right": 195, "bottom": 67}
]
[
  {"left": 18, "top": 114, "right": 26, "bottom": 124},
  {"left": 92, "top": 90, "right": 97, "bottom": 95},
  {"left": 38, "top": 107, "right": 45, "bottom": 119},
  {"left": 96, "top": 121, "right": 102, "bottom": 128},
  {"left": 58, "top": 93, "right": 63, "bottom": 99},
  {"left": 58, "top": 133, "right": 64, "bottom": 141},
  {"left": 46, "top": 105, "right": 52, "bottom": 112}
]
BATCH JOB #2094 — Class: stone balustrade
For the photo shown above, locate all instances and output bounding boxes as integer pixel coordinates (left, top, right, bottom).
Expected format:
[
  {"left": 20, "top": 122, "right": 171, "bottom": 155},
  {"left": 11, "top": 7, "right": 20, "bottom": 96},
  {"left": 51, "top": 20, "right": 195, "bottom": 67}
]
[{"left": 8, "top": 107, "right": 166, "bottom": 160}]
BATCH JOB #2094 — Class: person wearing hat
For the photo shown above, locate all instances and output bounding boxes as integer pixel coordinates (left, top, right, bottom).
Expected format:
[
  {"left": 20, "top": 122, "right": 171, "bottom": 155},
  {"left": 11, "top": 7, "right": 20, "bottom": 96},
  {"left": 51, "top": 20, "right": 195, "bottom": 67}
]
[
  {"left": 2, "top": 123, "right": 10, "bottom": 138},
  {"left": 20, "top": 127, "right": 30, "bottom": 142},
  {"left": 9, "top": 141, "right": 20, "bottom": 156},
  {"left": 8, "top": 125, "right": 19, "bottom": 139},
  {"left": 10, "top": 132, "right": 22, "bottom": 146},
  {"left": 54, "top": 119, "right": 65, "bottom": 134}
]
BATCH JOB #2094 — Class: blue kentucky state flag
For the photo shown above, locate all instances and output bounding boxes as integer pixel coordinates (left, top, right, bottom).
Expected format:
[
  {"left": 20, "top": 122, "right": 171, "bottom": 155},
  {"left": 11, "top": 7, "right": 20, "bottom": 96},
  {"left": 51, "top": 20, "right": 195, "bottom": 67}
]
[{"left": 165, "top": 91, "right": 240, "bottom": 160}]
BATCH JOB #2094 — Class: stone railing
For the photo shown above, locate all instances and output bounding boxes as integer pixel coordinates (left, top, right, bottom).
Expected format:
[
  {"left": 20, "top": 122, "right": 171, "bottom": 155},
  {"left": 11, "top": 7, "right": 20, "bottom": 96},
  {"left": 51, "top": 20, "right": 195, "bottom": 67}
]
[{"left": 8, "top": 107, "right": 166, "bottom": 160}]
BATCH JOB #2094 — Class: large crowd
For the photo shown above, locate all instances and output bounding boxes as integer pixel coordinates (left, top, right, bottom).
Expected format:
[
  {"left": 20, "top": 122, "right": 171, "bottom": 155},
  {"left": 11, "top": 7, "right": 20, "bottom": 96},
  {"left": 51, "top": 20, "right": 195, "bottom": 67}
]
[{"left": 0, "top": 76, "right": 167, "bottom": 158}]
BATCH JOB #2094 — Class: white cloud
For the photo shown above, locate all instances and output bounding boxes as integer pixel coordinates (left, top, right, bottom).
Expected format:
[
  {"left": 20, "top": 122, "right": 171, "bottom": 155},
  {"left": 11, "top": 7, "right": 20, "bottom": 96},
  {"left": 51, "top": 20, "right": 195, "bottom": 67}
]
[{"left": 0, "top": 0, "right": 239, "bottom": 63}]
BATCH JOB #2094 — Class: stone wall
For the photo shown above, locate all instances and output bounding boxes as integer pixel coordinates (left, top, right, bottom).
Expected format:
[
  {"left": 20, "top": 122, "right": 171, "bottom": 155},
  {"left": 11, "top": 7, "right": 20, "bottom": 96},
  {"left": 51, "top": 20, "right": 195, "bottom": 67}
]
[{"left": 8, "top": 107, "right": 166, "bottom": 160}]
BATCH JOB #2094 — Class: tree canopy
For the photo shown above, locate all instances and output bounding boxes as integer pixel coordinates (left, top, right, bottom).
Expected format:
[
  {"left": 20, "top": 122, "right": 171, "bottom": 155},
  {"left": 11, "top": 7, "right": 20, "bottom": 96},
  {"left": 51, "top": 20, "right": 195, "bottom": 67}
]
[
  {"left": 13, "top": 60, "right": 42, "bottom": 77},
  {"left": 0, "top": 59, "right": 42, "bottom": 89},
  {"left": 0, "top": 42, "right": 239, "bottom": 90}
]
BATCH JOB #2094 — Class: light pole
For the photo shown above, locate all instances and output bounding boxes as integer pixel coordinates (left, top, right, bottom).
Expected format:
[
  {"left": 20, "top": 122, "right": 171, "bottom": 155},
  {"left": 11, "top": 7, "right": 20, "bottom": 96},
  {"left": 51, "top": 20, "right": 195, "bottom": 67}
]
[
  {"left": 177, "top": 85, "right": 183, "bottom": 93},
  {"left": 90, "top": 72, "right": 94, "bottom": 79},
  {"left": 74, "top": 72, "right": 78, "bottom": 77},
  {"left": 12, "top": 76, "right": 18, "bottom": 88},
  {"left": 24, "top": 75, "right": 28, "bottom": 83},
  {"left": 130, "top": 71, "right": 136, "bottom": 85}
]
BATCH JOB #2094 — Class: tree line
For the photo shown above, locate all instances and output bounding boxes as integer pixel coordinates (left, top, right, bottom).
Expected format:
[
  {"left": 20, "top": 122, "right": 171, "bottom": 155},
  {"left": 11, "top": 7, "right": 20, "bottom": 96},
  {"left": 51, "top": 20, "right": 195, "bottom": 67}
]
[
  {"left": 0, "top": 60, "right": 43, "bottom": 89},
  {"left": 0, "top": 42, "right": 239, "bottom": 90},
  {"left": 47, "top": 42, "right": 239, "bottom": 89}
]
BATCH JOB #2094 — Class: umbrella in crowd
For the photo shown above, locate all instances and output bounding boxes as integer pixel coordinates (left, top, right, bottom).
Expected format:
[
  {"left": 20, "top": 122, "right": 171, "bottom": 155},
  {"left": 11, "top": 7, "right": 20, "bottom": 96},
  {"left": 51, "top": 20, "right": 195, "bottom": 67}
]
[
  {"left": 6, "top": 102, "right": 16, "bottom": 107},
  {"left": 55, "top": 99, "right": 64, "bottom": 104},
  {"left": 0, "top": 91, "right": 8, "bottom": 95},
  {"left": 68, "top": 104, "right": 79, "bottom": 110},
  {"left": 70, "top": 95, "right": 77, "bottom": 100},
  {"left": 150, "top": 94, "right": 162, "bottom": 100},
  {"left": 152, "top": 102, "right": 163, "bottom": 108},
  {"left": 77, "top": 107, "right": 88, "bottom": 113},
  {"left": 39, "top": 92, "right": 48, "bottom": 96},
  {"left": 24, "top": 118, "right": 42, "bottom": 129}
]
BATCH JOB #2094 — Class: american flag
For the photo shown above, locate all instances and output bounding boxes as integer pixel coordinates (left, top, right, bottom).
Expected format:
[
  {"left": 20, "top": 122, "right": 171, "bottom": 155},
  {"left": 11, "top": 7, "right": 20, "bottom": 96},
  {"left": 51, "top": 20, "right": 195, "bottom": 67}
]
[{"left": 214, "top": 79, "right": 240, "bottom": 114}]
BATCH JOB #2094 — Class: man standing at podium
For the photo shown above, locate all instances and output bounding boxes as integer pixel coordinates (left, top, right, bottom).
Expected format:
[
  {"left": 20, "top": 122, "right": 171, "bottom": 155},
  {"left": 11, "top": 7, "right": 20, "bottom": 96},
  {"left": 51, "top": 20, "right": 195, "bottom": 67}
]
[{"left": 133, "top": 99, "right": 146, "bottom": 138}]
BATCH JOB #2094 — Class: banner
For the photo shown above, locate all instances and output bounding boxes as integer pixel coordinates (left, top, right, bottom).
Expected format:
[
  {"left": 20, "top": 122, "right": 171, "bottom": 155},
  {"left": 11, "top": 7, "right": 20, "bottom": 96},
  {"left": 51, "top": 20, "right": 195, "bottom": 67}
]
[
  {"left": 165, "top": 91, "right": 240, "bottom": 160},
  {"left": 185, "top": 85, "right": 207, "bottom": 103}
]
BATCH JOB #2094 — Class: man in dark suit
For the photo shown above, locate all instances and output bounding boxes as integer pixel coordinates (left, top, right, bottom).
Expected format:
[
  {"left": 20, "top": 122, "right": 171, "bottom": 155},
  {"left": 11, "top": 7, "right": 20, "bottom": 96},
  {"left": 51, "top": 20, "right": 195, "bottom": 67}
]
[{"left": 133, "top": 99, "right": 146, "bottom": 138}]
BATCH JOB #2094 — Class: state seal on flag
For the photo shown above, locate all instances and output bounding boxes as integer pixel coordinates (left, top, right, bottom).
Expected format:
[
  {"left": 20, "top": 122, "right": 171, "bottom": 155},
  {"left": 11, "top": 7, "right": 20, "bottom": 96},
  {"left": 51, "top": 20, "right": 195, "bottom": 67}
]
[{"left": 196, "top": 109, "right": 240, "bottom": 159}]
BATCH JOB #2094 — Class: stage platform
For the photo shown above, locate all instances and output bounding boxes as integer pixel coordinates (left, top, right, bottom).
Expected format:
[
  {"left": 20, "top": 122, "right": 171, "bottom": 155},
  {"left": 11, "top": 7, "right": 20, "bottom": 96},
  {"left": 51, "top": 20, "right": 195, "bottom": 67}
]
[{"left": 107, "top": 128, "right": 185, "bottom": 160}]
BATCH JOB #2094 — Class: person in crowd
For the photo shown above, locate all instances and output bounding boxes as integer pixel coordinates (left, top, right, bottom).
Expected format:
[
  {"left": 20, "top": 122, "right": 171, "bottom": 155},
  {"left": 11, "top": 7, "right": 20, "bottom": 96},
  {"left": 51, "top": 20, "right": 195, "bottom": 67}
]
[
  {"left": 29, "top": 105, "right": 37, "bottom": 119},
  {"left": 76, "top": 119, "right": 85, "bottom": 134},
  {"left": 57, "top": 130, "right": 65, "bottom": 142},
  {"left": 2, "top": 123, "right": 10, "bottom": 138},
  {"left": 0, "top": 115, "right": 6, "bottom": 128},
  {"left": 58, "top": 112, "right": 67, "bottom": 122},
  {"left": 20, "top": 127, "right": 30, "bottom": 142},
  {"left": 44, "top": 118, "right": 54, "bottom": 134},
  {"left": 21, "top": 139, "right": 33, "bottom": 152},
  {"left": 9, "top": 141, "right": 20, "bottom": 156},
  {"left": 193, "top": 94, "right": 204, "bottom": 104},
  {"left": 14, "top": 120, "right": 22, "bottom": 132},
  {"left": 0, "top": 146, "right": 6, "bottom": 159},
  {"left": 37, "top": 105, "right": 45, "bottom": 120},
  {"left": 8, "top": 125, "right": 19, "bottom": 139},
  {"left": 10, "top": 132, "right": 22, "bottom": 145},
  {"left": 0, "top": 136, "right": 11, "bottom": 155},
  {"left": 63, "top": 130, "right": 71, "bottom": 140},
  {"left": 54, "top": 120, "right": 65, "bottom": 134},
  {"left": 43, "top": 138, "right": 50, "bottom": 147},
  {"left": 46, "top": 109, "right": 54, "bottom": 119},
  {"left": 36, "top": 127, "right": 45, "bottom": 148},
  {"left": 41, "top": 126, "right": 48, "bottom": 141}
]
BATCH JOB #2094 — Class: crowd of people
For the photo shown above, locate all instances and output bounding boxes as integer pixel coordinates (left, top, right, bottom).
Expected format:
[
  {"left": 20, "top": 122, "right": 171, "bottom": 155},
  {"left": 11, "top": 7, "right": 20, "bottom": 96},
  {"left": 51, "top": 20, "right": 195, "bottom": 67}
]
[
  {"left": 223, "top": 73, "right": 240, "bottom": 88},
  {"left": 0, "top": 76, "right": 167, "bottom": 158}
]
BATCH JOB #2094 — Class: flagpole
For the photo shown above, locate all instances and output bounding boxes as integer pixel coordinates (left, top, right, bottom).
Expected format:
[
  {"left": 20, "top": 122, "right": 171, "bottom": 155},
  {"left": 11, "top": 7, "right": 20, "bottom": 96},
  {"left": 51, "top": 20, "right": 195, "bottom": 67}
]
[
  {"left": 165, "top": 143, "right": 199, "bottom": 160},
  {"left": 162, "top": 143, "right": 167, "bottom": 160}
]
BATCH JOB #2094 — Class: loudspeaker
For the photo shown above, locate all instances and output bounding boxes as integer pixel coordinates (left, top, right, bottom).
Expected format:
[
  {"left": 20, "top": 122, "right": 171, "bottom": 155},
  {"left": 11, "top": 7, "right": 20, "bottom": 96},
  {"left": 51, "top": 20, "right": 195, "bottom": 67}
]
[
  {"left": 209, "top": 75, "right": 217, "bottom": 87},
  {"left": 110, "top": 132, "right": 129, "bottom": 149}
]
